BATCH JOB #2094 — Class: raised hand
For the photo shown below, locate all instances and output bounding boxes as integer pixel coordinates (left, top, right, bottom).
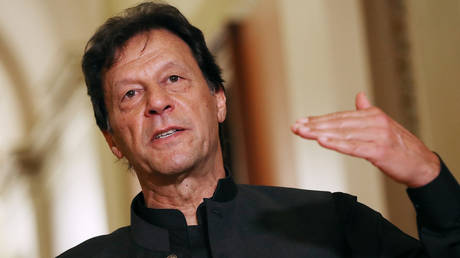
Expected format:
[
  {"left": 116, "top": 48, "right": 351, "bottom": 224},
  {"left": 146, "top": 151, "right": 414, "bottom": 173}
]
[{"left": 291, "top": 92, "right": 440, "bottom": 188}]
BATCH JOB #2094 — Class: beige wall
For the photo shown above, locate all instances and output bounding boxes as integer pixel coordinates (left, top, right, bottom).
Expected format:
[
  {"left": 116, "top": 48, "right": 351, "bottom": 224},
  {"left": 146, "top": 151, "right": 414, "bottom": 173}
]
[
  {"left": 278, "top": 0, "right": 387, "bottom": 214},
  {"left": 407, "top": 0, "right": 460, "bottom": 179}
]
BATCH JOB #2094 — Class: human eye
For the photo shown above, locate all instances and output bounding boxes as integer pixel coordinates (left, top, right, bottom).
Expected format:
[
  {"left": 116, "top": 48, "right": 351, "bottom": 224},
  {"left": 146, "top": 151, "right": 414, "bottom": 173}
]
[
  {"left": 126, "top": 89, "right": 136, "bottom": 97},
  {"left": 161, "top": 72, "right": 188, "bottom": 92},
  {"left": 167, "top": 75, "right": 181, "bottom": 83},
  {"left": 122, "top": 89, "right": 138, "bottom": 101}
]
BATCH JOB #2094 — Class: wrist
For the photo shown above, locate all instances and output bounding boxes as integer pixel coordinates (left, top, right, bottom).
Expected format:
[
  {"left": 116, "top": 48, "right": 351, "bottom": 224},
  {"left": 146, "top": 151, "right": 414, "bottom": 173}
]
[{"left": 407, "top": 152, "right": 441, "bottom": 188}]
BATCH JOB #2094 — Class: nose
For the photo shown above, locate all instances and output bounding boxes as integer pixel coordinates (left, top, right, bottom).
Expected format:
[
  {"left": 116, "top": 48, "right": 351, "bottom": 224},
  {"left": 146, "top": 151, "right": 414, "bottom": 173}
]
[{"left": 144, "top": 87, "right": 174, "bottom": 116}]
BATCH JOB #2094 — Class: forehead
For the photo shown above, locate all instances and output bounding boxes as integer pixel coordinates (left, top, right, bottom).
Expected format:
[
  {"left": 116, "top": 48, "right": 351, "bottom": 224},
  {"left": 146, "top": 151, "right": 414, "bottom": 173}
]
[{"left": 105, "top": 29, "right": 199, "bottom": 81}]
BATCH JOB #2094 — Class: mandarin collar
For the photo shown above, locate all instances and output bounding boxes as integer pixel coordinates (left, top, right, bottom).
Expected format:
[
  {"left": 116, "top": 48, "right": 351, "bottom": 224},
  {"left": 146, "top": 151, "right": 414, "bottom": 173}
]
[{"left": 130, "top": 176, "right": 237, "bottom": 251}]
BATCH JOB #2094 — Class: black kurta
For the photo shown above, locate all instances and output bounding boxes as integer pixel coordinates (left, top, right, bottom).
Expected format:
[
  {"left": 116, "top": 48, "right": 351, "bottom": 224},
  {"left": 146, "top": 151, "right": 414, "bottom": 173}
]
[{"left": 58, "top": 160, "right": 460, "bottom": 258}]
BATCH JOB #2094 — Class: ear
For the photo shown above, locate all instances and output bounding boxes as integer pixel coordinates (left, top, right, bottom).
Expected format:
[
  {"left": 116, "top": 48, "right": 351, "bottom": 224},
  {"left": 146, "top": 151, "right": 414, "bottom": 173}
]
[
  {"left": 215, "top": 89, "right": 227, "bottom": 123},
  {"left": 102, "top": 130, "right": 124, "bottom": 159}
]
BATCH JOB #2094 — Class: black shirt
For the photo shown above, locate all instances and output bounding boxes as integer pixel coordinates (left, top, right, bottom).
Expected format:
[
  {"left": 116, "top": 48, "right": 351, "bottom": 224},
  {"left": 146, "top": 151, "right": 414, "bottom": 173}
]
[{"left": 58, "top": 159, "right": 460, "bottom": 257}]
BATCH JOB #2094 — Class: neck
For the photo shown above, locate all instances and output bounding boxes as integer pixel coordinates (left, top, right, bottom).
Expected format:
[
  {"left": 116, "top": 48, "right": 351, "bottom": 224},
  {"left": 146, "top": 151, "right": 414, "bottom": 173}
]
[{"left": 137, "top": 152, "right": 226, "bottom": 225}]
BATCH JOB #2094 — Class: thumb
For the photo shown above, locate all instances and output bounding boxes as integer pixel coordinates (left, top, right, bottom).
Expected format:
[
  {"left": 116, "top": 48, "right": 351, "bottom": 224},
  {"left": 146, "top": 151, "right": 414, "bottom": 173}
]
[{"left": 355, "top": 92, "right": 372, "bottom": 110}]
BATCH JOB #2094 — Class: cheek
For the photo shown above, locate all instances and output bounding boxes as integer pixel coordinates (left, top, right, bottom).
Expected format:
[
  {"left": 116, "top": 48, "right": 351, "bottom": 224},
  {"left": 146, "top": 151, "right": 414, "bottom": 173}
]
[
  {"left": 198, "top": 99, "right": 219, "bottom": 136},
  {"left": 112, "top": 114, "right": 143, "bottom": 146}
]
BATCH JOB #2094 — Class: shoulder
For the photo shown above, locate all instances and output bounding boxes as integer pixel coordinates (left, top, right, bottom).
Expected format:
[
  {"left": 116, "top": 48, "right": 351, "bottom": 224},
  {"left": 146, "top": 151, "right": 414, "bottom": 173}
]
[
  {"left": 57, "top": 226, "right": 133, "bottom": 258},
  {"left": 237, "top": 183, "right": 355, "bottom": 202},
  {"left": 235, "top": 184, "right": 357, "bottom": 212},
  {"left": 232, "top": 184, "right": 367, "bottom": 243}
]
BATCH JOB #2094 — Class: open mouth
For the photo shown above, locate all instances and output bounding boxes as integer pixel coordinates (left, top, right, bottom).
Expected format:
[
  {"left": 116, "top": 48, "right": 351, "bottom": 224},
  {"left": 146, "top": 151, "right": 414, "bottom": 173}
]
[{"left": 153, "top": 128, "right": 184, "bottom": 140}]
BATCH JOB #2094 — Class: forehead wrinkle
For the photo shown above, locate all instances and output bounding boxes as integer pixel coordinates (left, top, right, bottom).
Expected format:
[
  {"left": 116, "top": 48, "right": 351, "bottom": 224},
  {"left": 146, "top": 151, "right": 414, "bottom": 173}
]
[
  {"left": 107, "top": 30, "right": 200, "bottom": 89},
  {"left": 139, "top": 33, "right": 150, "bottom": 54},
  {"left": 112, "top": 59, "right": 190, "bottom": 89},
  {"left": 108, "top": 48, "right": 161, "bottom": 88}
]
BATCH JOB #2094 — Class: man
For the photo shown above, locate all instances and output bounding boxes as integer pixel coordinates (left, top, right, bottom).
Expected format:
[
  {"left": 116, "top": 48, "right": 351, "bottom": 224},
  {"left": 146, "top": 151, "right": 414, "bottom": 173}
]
[{"left": 59, "top": 2, "right": 460, "bottom": 257}]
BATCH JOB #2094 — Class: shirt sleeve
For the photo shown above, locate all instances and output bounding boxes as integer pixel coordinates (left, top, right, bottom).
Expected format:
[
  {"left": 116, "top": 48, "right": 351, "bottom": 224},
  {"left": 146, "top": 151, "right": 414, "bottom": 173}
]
[
  {"left": 406, "top": 157, "right": 460, "bottom": 257},
  {"left": 334, "top": 192, "right": 425, "bottom": 257},
  {"left": 333, "top": 157, "right": 460, "bottom": 258}
]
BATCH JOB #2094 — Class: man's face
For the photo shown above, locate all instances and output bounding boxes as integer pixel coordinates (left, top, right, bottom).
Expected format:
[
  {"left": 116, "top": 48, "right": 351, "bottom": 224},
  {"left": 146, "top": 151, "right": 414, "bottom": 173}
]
[{"left": 102, "top": 29, "right": 226, "bottom": 176}]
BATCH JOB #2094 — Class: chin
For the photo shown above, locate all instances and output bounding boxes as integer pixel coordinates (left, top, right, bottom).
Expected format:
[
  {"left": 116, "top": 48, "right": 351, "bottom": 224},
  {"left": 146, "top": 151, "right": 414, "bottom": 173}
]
[{"left": 152, "top": 153, "right": 199, "bottom": 176}]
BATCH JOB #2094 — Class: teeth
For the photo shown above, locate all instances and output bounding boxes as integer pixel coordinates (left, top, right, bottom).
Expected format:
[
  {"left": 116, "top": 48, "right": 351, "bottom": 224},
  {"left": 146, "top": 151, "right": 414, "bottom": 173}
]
[{"left": 155, "top": 129, "right": 177, "bottom": 139}]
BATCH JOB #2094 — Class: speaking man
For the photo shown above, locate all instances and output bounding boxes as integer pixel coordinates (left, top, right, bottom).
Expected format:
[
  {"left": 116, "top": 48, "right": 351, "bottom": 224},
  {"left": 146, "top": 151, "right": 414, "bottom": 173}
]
[{"left": 58, "top": 2, "right": 460, "bottom": 257}]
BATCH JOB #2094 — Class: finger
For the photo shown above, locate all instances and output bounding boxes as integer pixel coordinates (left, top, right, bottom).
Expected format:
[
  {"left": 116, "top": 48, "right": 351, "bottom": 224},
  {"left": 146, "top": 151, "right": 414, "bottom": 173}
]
[
  {"left": 355, "top": 92, "right": 372, "bottom": 110},
  {"left": 317, "top": 137, "right": 378, "bottom": 159},
  {"left": 294, "top": 126, "right": 388, "bottom": 143},
  {"left": 291, "top": 123, "right": 317, "bottom": 140},
  {"left": 297, "top": 115, "right": 381, "bottom": 131},
  {"left": 303, "top": 108, "right": 379, "bottom": 124},
  {"left": 303, "top": 111, "right": 365, "bottom": 124}
]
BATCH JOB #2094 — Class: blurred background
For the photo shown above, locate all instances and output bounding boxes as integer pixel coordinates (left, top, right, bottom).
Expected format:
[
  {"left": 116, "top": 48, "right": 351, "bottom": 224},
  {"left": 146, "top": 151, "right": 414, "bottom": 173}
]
[{"left": 0, "top": 0, "right": 459, "bottom": 257}]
